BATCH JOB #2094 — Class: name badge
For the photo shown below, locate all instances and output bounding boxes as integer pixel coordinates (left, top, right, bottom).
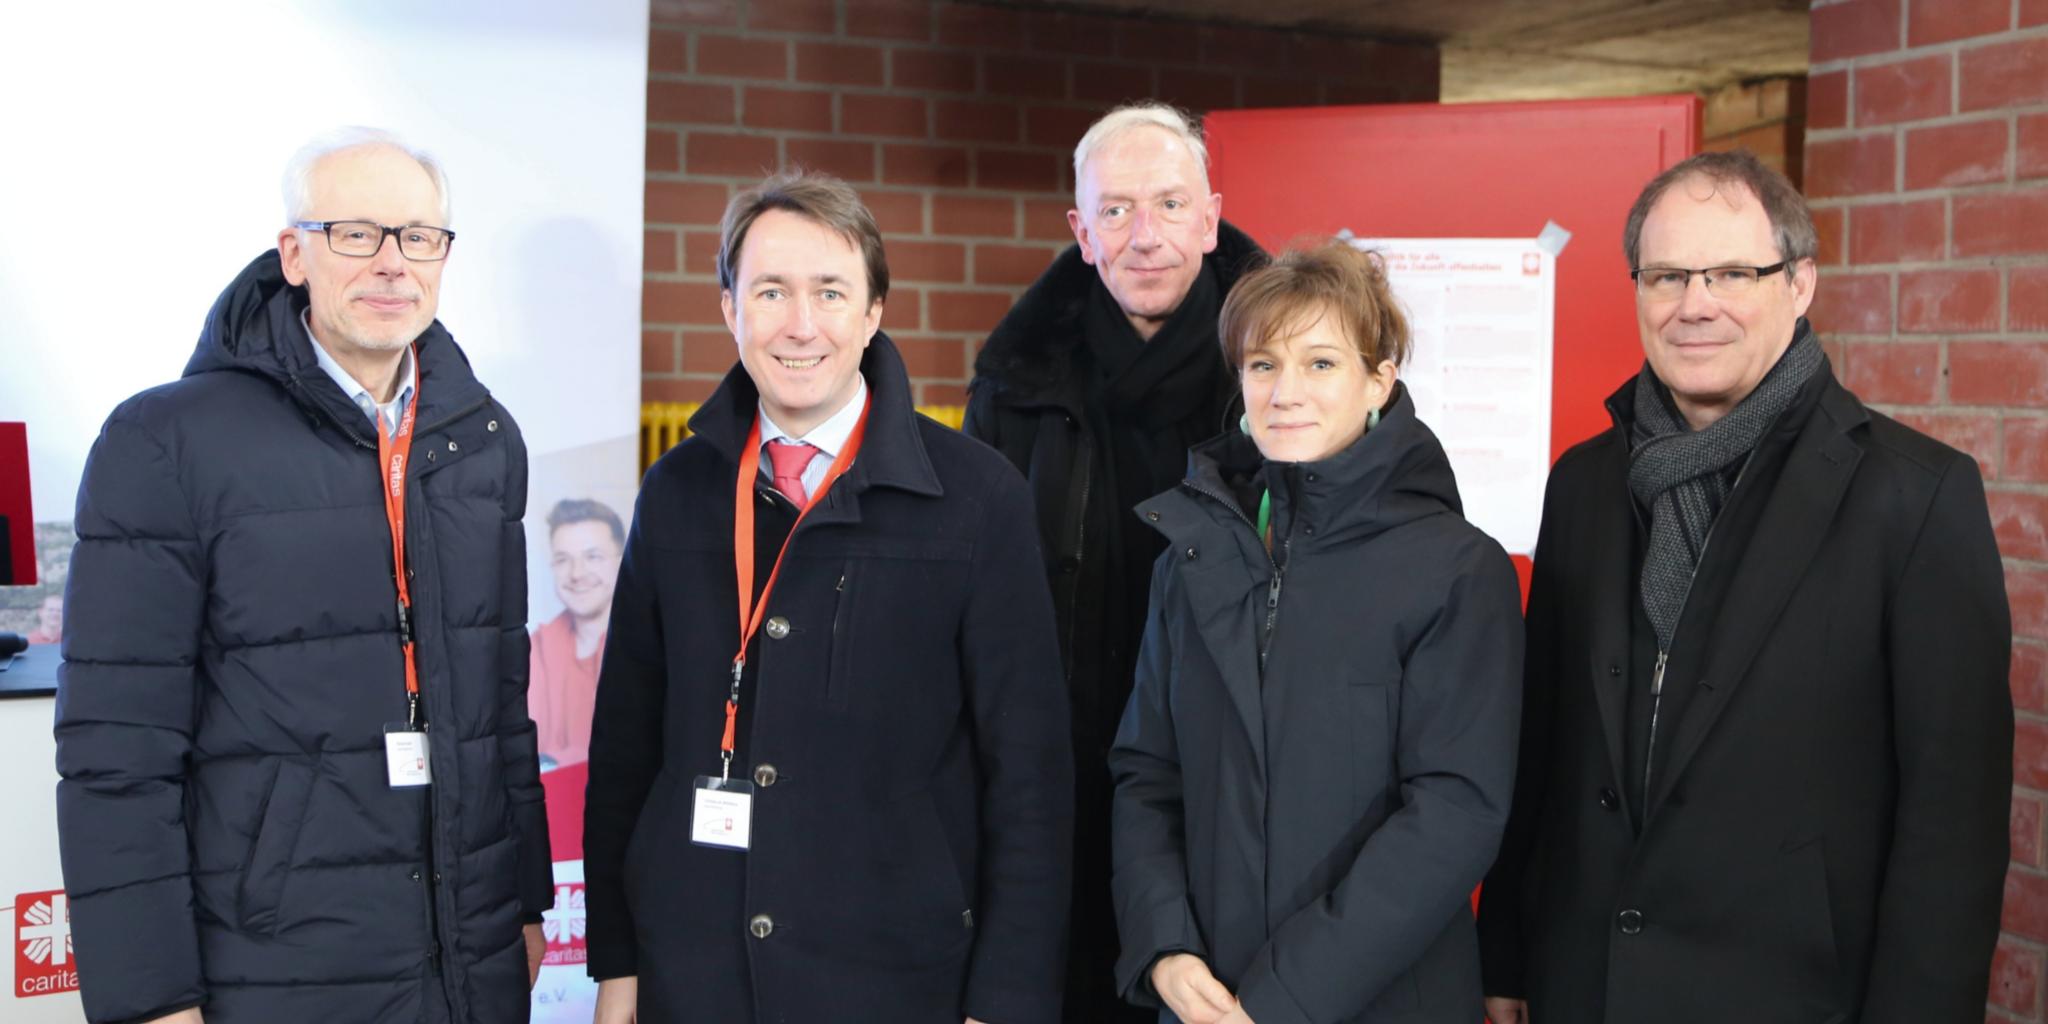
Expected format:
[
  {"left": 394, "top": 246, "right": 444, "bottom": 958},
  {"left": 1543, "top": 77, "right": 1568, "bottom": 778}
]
[
  {"left": 692, "top": 775, "right": 754, "bottom": 850},
  {"left": 384, "top": 725, "right": 432, "bottom": 788}
]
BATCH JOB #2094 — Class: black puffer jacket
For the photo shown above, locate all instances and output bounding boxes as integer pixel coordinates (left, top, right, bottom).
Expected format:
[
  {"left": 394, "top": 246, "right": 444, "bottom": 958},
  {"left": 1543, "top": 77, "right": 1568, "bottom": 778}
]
[
  {"left": 56, "top": 250, "right": 551, "bottom": 1024},
  {"left": 1112, "top": 388, "right": 1523, "bottom": 1023}
]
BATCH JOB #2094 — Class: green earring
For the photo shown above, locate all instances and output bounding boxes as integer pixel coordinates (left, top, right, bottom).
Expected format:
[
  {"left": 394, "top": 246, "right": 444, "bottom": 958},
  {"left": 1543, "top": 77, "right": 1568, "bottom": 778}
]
[
  {"left": 1366, "top": 407, "right": 1381, "bottom": 430},
  {"left": 1239, "top": 413, "right": 1252, "bottom": 435}
]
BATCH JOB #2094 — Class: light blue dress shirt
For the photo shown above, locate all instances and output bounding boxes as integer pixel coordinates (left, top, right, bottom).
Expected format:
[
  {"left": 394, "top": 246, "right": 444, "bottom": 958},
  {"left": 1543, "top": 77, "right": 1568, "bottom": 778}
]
[
  {"left": 757, "top": 374, "right": 868, "bottom": 501},
  {"left": 303, "top": 311, "right": 418, "bottom": 436}
]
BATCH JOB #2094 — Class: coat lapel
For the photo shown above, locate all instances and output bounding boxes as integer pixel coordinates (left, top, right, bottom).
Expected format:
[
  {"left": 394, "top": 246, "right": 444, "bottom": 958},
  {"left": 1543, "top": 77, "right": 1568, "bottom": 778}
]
[
  {"left": 1648, "top": 381, "right": 1865, "bottom": 811},
  {"left": 1581, "top": 436, "right": 1639, "bottom": 813},
  {"left": 1136, "top": 491, "right": 1270, "bottom": 779}
]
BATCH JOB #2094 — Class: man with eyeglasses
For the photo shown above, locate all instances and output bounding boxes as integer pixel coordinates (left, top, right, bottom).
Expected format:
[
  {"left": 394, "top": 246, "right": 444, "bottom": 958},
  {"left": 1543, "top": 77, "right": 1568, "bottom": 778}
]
[
  {"left": 55, "top": 127, "right": 551, "bottom": 1024},
  {"left": 1476, "top": 149, "right": 2012, "bottom": 1024}
]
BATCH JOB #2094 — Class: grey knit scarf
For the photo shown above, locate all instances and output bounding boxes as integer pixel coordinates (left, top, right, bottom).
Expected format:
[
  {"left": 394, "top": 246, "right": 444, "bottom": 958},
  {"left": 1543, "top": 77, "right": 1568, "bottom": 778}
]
[{"left": 1628, "top": 323, "right": 1823, "bottom": 650}]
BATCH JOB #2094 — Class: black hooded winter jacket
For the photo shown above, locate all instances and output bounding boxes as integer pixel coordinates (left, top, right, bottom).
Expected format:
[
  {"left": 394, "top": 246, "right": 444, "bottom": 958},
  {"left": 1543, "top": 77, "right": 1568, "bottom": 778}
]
[
  {"left": 55, "top": 250, "right": 551, "bottom": 1024},
  {"left": 1111, "top": 389, "right": 1522, "bottom": 1023}
]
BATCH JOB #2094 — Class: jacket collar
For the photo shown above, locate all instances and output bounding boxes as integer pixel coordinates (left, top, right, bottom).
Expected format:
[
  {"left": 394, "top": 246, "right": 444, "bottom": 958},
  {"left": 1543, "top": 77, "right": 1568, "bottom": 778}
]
[
  {"left": 970, "top": 220, "right": 1267, "bottom": 411},
  {"left": 186, "top": 250, "right": 492, "bottom": 446},
  {"left": 687, "top": 330, "right": 945, "bottom": 503},
  {"left": 1165, "top": 383, "right": 1462, "bottom": 550}
]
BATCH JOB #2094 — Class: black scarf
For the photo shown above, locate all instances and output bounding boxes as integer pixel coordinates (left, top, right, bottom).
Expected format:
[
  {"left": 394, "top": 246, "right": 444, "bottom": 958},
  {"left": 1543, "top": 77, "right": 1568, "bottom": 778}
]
[
  {"left": 1628, "top": 320, "right": 1824, "bottom": 650},
  {"left": 1083, "top": 262, "right": 1230, "bottom": 491},
  {"left": 1079, "top": 262, "right": 1232, "bottom": 681}
]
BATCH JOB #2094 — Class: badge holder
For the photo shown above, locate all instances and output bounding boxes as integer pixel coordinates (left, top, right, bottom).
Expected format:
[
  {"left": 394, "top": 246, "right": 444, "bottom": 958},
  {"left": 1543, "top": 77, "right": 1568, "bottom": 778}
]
[
  {"left": 691, "top": 775, "right": 753, "bottom": 850},
  {"left": 384, "top": 721, "right": 432, "bottom": 788}
]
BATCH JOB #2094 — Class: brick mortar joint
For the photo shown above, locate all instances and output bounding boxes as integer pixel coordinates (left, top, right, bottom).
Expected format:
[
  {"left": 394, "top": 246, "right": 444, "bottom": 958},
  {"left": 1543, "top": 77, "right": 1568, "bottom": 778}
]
[
  {"left": 1809, "top": 22, "right": 2048, "bottom": 74},
  {"left": 1816, "top": 191, "right": 2048, "bottom": 212}
]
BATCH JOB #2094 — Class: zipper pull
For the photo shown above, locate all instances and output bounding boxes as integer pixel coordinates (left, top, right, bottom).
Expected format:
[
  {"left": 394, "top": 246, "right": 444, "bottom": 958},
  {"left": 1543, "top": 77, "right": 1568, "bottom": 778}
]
[
  {"left": 1267, "top": 574, "right": 1282, "bottom": 609},
  {"left": 1651, "top": 650, "right": 1669, "bottom": 697}
]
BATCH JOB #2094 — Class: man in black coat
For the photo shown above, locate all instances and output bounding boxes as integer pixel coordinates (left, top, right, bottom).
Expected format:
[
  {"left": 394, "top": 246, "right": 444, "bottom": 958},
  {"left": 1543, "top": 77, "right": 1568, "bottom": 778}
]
[
  {"left": 55, "top": 130, "right": 550, "bottom": 1024},
  {"left": 584, "top": 170, "right": 1072, "bottom": 1024},
  {"left": 963, "top": 102, "right": 1265, "bottom": 1024},
  {"left": 1478, "top": 150, "right": 2013, "bottom": 1024}
]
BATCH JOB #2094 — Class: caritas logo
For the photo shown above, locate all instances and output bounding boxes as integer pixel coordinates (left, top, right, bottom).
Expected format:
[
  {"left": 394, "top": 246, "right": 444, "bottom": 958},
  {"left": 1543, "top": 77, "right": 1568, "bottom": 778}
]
[
  {"left": 540, "top": 881, "right": 585, "bottom": 966},
  {"left": 15, "top": 889, "right": 77, "bottom": 998}
]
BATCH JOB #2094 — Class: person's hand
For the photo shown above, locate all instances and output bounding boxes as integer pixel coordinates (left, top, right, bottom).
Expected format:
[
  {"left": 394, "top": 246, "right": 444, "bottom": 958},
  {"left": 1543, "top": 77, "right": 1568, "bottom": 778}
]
[
  {"left": 142, "top": 1011, "right": 203, "bottom": 1024},
  {"left": 1485, "top": 997, "right": 1530, "bottom": 1024},
  {"left": 595, "top": 976, "right": 639, "bottom": 1024},
  {"left": 1218, "top": 1006, "right": 1258, "bottom": 1024},
  {"left": 1150, "top": 953, "right": 1237, "bottom": 1024},
  {"left": 966, "top": 1018, "right": 989, "bottom": 1023},
  {"left": 524, "top": 923, "right": 546, "bottom": 988}
]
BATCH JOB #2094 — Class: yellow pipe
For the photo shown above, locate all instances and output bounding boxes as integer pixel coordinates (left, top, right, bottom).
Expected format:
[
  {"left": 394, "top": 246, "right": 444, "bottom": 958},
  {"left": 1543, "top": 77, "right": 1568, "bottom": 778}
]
[{"left": 641, "top": 402, "right": 967, "bottom": 476}]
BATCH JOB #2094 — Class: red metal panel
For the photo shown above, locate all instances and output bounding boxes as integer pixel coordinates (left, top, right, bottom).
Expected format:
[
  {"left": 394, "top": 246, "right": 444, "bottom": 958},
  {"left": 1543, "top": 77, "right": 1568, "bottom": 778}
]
[
  {"left": 0, "top": 423, "right": 33, "bottom": 586},
  {"left": 1207, "top": 96, "right": 1701, "bottom": 465}
]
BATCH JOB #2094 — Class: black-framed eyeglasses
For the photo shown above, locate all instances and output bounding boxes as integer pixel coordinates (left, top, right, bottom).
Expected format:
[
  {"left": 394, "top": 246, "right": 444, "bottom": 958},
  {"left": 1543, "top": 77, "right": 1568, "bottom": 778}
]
[
  {"left": 1630, "top": 261, "right": 1790, "bottom": 300},
  {"left": 295, "top": 220, "right": 456, "bottom": 261}
]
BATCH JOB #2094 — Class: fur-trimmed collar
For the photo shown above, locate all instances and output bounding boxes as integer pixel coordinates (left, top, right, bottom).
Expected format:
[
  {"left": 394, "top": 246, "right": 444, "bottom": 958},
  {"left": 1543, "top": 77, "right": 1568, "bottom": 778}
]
[{"left": 970, "top": 220, "right": 1266, "bottom": 408}]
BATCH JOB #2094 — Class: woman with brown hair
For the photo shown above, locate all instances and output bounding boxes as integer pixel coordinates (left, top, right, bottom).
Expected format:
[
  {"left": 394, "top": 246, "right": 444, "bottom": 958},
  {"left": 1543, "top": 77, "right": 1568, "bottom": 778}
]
[{"left": 1110, "top": 239, "right": 1523, "bottom": 1024}]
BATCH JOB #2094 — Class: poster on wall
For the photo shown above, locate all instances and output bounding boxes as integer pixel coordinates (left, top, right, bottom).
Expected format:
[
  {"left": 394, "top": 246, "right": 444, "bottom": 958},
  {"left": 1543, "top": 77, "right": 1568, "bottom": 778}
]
[
  {"left": 0, "top": 2, "right": 647, "bottom": 1019},
  {"left": 1351, "top": 236, "right": 1557, "bottom": 556}
]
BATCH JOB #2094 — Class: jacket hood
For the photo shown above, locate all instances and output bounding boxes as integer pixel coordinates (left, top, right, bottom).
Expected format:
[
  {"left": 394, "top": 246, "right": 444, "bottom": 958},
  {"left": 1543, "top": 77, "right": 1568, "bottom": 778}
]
[
  {"left": 970, "top": 220, "right": 1267, "bottom": 405},
  {"left": 1172, "top": 382, "right": 1464, "bottom": 548},
  {"left": 186, "top": 249, "right": 488, "bottom": 437}
]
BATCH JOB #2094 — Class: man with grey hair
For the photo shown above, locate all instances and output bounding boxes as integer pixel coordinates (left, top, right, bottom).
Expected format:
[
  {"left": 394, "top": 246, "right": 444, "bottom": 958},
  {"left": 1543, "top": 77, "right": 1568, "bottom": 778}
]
[
  {"left": 964, "top": 102, "right": 1265, "bottom": 1023},
  {"left": 56, "top": 128, "right": 550, "bottom": 1024},
  {"left": 1477, "top": 149, "right": 2012, "bottom": 1023}
]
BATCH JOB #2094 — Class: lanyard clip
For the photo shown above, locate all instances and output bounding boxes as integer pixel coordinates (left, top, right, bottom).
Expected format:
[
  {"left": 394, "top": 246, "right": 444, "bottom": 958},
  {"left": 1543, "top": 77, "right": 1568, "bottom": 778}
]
[{"left": 407, "top": 690, "right": 421, "bottom": 730}]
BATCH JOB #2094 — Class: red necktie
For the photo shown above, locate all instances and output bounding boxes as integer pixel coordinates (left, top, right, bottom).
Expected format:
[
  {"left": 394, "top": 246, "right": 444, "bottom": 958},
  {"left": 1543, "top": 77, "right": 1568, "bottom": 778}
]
[{"left": 765, "top": 440, "right": 817, "bottom": 504}]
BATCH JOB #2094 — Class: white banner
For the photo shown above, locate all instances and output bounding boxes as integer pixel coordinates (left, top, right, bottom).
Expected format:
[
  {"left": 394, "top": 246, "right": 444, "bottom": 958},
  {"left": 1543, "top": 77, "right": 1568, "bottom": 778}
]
[
  {"left": 1356, "top": 237, "right": 1557, "bottom": 556},
  {"left": 0, "top": 2, "right": 647, "bottom": 1018}
]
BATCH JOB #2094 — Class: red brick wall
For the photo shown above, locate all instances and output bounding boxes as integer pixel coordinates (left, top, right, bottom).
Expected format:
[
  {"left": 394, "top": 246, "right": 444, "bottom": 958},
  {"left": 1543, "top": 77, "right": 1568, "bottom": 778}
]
[
  {"left": 641, "top": 0, "right": 1439, "bottom": 406},
  {"left": 1806, "top": 2, "right": 2048, "bottom": 1018}
]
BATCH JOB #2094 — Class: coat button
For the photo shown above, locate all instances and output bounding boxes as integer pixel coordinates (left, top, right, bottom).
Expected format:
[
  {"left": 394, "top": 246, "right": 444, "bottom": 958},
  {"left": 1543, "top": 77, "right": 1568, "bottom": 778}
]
[
  {"left": 1146, "top": 510, "right": 1160, "bottom": 521},
  {"left": 447, "top": 440, "right": 459, "bottom": 452},
  {"left": 1306, "top": 472, "right": 1318, "bottom": 483},
  {"left": 409, "top": 868, "right": 422, "bottom": 882},
  {"left": 765, "top": 616, "right": 790, "bottom": 640},
  {"left": 1598, "top": 788, "right": 1619, "bottom": 812},
  {"left": 487, "top": 420, "right": 500, "bottom": 432},
  {"left": 1617, "top": 908, "right": 1644, "bottom": 935},
  {"left": 426, "top": 450, "right": 436, "bottom": 461},
  {"left": 1609, "top": 664, "right": 1621, "bottom": 677},
  {"left": 1185, "top": 546, "right": 1198, "bottom": 560},
  {"left": 753, "top": 763, "right": 778, "bottom": 787},
  {"left": 749, "top": 914, "right": 774, "bottom": 939}
]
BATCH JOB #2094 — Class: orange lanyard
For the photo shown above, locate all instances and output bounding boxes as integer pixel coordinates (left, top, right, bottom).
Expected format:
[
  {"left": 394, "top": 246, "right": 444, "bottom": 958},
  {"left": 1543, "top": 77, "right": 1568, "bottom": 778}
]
[
  {"left": 375, "top": 351, "right": 423, "bottom": 728},
  {"left": 722, "top": 398, "right": 871, "bottom": 778}
]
